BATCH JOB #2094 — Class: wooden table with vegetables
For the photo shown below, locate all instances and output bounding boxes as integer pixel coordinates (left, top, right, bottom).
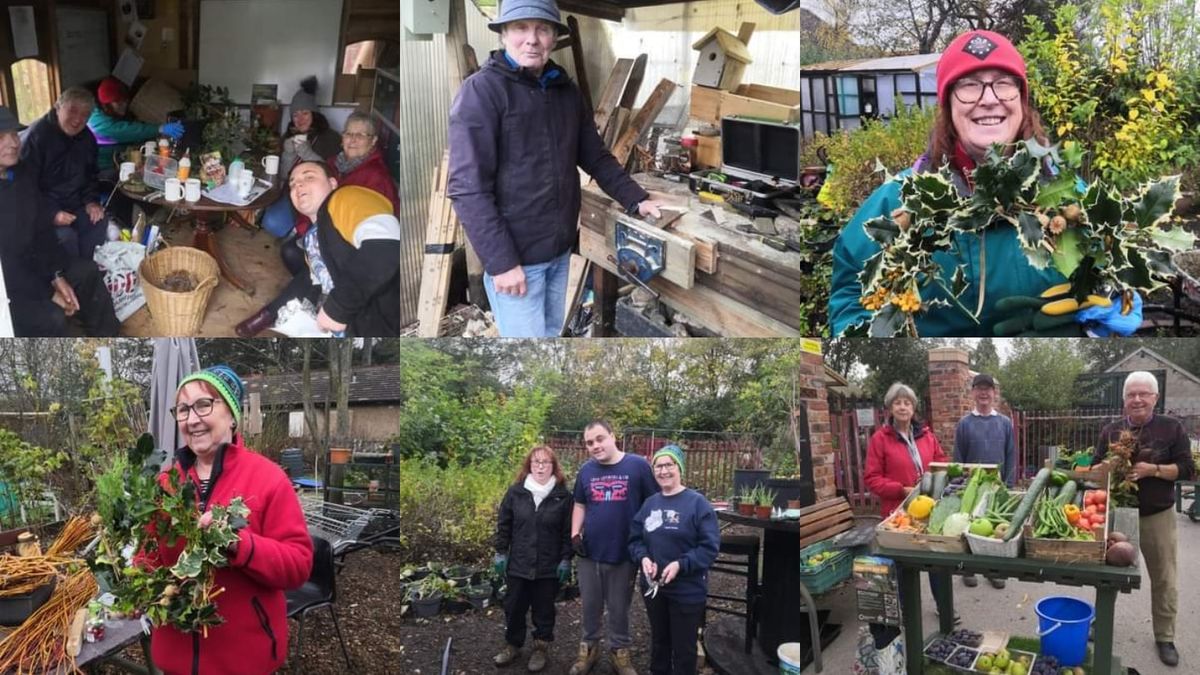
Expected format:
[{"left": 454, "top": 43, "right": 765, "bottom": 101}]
[{"left": 874, "top": 462, "right": 1141, "bottom": 675}]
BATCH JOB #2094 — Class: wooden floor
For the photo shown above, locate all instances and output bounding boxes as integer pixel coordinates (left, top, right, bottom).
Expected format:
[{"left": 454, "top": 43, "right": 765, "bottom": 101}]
[{"left": 120, "top": 215, "right": 291, "bottom": 337}]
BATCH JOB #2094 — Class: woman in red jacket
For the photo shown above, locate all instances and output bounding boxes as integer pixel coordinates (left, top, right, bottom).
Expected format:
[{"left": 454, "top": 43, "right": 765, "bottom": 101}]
[
  {"left": 327, "top": 112, "right": 398, "bottom": 213},
  {"left": 146, "top": 365, "right": 313, "bottom": 674},
  {"left": 863, "top": 382, "right": 957, "bottom": 624}
]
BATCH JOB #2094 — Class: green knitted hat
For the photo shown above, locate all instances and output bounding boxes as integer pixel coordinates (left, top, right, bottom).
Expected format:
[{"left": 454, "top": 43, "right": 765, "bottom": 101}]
[
  {"left": 178, "top": 364, "right": 244, "bottom": 423},
  {"left": 652, "top": 444, "right": 685, "bottom": 474}
]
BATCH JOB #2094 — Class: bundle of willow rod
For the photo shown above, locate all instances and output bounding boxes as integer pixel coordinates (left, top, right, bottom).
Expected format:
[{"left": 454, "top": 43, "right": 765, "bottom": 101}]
[
  {"left": 44, "top": 517, "right": 96, "bottom": 558},
  {"left": 0, "top": 569, "right": 97, "bottom": 674},
  {"left": 0, "top": 556, "right": 60, "bottom": 598}
]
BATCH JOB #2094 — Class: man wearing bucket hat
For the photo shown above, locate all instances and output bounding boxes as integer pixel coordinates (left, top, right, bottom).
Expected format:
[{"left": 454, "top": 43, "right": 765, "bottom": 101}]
[
  {"left": 629, "top": 445, "right": 719, "bottom": 675},
  {"left": 1094, "top": 371, "right": 1194, "bottom": 666},
  {"left": 829, "top": 29, "right": 1140, "bottom": 337},
  {"left": 0, "top": 106, "right": 119, "bottom": 336},
  {"left": 448, "top": 0, "right": 665, "bottom": 337}
]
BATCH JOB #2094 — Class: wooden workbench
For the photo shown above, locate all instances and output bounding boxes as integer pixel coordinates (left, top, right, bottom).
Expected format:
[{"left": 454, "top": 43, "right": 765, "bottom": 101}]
[{"left": 579, "top": 174, "right": 802, "bottom": 336}]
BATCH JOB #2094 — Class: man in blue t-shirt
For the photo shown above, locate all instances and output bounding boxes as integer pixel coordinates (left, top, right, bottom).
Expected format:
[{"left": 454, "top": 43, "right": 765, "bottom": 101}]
[{"left": 569, "top": 419, "right": 658, "bottom": 675}]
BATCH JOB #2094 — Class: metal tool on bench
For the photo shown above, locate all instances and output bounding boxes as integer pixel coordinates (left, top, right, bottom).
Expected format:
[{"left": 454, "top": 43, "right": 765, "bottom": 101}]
[{"left": 612, "top": 215, "right": 667, "bottom": 296}]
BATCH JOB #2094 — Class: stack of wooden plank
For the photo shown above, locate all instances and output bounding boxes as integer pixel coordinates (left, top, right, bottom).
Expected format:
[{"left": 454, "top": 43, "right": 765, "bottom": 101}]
[
  {"left": 796, "top": 497, "right": 856, "bottom": 548},
  {"left": 416, "top": 151, "right": 459, "bottom": 337}
]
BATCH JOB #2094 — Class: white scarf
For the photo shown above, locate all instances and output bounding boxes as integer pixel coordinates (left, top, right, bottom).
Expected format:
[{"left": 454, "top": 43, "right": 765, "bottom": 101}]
[{"left": 524, "top": 474, "right": 556, "bottom": 509}]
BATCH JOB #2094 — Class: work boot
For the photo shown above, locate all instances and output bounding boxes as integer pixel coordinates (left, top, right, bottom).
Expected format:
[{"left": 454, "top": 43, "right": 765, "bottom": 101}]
[
  {"left": 1157, "top": 641, "right": 1179, "bottom": 666},
  {"left": 962, "top": 574, "right": 978, "bottom": 587},
  {"left": 527, "top": 640, "right": 548, "bottom": 672},
  {"left": 988, "top": 577, "right": 1006, "bottom": 589},
  {"left": 568, "top": 641, "right": 598, "bottom": 675},
  {"left": 234, "top": 306, "right": 276, "bottom": 337},
  {"left": 493, "top": 644, "right": 520, "bottom": 667},
  {"left": 610, "top": 647, "right": 637, "bottom": 675}
]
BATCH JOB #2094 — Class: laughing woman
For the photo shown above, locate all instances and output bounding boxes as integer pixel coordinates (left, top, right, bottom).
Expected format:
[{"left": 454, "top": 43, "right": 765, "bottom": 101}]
[{"left": 141, "top": 365, "right": 312, "bottom": 675}]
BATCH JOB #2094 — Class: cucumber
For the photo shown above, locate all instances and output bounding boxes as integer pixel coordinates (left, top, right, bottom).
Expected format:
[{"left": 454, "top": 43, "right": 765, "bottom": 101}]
[
  {"left": 1003, "top": 467, "right": 1052, "bottom": 541},
  {"left": 1054, "top": 480, "right": 1077, "bottom": 506},
  {"left": 920, "top": 471, "right": 934, "bottom": 497},
  {"left": 930, "top": 471, "right": 948, "bottom": 499}
]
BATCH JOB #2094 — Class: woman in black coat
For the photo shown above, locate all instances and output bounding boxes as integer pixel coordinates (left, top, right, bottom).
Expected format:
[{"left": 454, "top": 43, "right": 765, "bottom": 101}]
[{"left": 492, "top": 446, "right": 573, "bottom": 672}]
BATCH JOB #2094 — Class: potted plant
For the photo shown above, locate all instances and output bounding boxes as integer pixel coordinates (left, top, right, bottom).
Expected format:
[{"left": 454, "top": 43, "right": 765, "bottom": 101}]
[
  {"left": 736, "top": 486, "right": 757, "bottom": 516},
  {"left": 444, "top": 564, "right": 476, "bottom": 587},
  {"left": 406, "top": 576, "right": 445, "bottom": 619},
  {"left": 754, "top": 488, "right": 778, "bottom": 519},
  {"left": 465, "top": 584, "right": 491, "bottom": 610},
  {"left": 443, "top": 583, "right": 471, "bottom": 615}
]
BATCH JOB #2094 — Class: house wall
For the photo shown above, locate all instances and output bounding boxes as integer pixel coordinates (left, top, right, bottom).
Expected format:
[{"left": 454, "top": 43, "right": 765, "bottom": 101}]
[
  {"left": 1109, "top": 355, "right": 1200, "bottom": 412},
  {"left": 257, "top": 404, "right": 401, "bottom": 444}
]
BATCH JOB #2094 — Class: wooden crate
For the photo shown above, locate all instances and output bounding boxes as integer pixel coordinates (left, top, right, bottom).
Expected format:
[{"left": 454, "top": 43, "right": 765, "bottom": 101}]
[
  {"left": 1069, "top": 459, "right": 1112, "bottom": 484},
  {"left": 720, "top": 83, "right": 801, "bottom": 124},
  {"left": 874, "top": 463, "right": 1000, "bottom": 554},
  {"left": 694, "top": 135, "right": 721, "bottom": 168},
  {"left": 689, "top": 85, "right": 723, "bottom": 125},
  {"left": 796, "top": 497, "right": 855, "bottom": 548},
  {"left": 1022, "top": 474, "right": 1111, "bottom": 564}
]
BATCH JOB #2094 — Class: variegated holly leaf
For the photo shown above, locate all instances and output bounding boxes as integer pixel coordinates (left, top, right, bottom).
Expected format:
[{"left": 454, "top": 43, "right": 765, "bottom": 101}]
[
  {"left": 950, "top": 264, "right": 968, "bottom": 298},
  {"left": 1148, "top": 223, "right": 1195, "bottom": 252},
  {"left": 1130, "top": 176, "right": 1181, "bottom": 228},
  {"left": 904, "top": 172, "right": 959, "bottom": 215},
  {"left": 858, "top": 249, "right": 886, "bottom": 291},
  {"left": 863, "top": 214, "right": 900, "bottom": 247},
  {"left": 869, "top": 303, "right": 907, "bottom": 337},
  {"left": 947, "top": 206, "right": 992, "bottom": 232}
]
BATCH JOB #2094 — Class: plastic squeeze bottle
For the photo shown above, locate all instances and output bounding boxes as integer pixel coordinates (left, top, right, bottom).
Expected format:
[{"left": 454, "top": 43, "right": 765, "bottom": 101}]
[{"left": 177, "top": 151, "right": 191, "bottom": 180}]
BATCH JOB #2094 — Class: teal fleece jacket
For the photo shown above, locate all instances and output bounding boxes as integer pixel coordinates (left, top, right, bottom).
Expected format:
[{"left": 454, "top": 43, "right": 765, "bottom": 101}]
[{"left": 829, "top": 176, "right": 1065, "bottom": 336}]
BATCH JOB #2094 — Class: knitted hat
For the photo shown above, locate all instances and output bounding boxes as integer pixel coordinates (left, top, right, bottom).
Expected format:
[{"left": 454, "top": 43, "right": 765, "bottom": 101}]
[
  {"left": 290, "top": 76, "right": 319, "bottom": 115},
  {"left": 178, "top": 365, "right": 244, "bottom": 423},
  {"left": 97, "top": 77, "right": 128, "bottom": 106},
  {"left": 936, "top": 31, "right": 1027, "bottom": 103},
  {"left": 652, "top": 445, "right": 685, "bottom": 474},
  {"left": 488, "top": 0, "right": 569, "bottom": 35}
]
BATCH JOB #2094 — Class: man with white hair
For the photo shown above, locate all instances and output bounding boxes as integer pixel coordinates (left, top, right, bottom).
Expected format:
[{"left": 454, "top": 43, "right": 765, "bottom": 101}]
[{"left": 1095, "top": 371, "right": 1194, "bottom": 667}]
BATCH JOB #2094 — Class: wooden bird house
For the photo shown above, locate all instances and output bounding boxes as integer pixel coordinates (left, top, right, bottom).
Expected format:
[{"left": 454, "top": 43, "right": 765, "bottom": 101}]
[{"left": 691, "top": 23, "right": 755, "bottom": 91}]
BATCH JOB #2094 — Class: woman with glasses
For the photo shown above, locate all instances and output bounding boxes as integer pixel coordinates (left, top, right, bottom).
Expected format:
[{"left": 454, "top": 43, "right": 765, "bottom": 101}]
[
  {"left": 142, "top": 365, "right": 312, "bottom": 674},
  {"left": 628, "top": 445, "right": 719, "bottom": 675},
  {"left": 492, "top": 446, "right": 574, "bottom": 672},
  {"left": 829, "top": 30, "right": 1137, "bottom": 338}
]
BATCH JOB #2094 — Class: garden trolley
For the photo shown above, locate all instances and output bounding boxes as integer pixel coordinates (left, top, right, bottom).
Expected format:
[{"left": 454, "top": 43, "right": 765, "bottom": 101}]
[{"left": 876, "top": 508, "right": 1141, "bottom": 675}]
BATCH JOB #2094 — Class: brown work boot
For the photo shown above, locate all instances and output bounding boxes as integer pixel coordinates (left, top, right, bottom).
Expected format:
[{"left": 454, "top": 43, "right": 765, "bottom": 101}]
[
  {"left": 527, "top": 640, "right": 548, "bottom": 672},
  {"left": 493, "top": 644, "right": 520, "bottom": 667},
  {"left": 610, "top": 647, "right": 637, "bottom": 675},
  {"left": 568, "top": 641, "right": 598, "bottom": 675}
]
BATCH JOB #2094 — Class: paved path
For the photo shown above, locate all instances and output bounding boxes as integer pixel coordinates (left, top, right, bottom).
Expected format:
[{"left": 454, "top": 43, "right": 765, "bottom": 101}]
[{"left": 812, "top": 511, "right": 1197, "bottom": 674}]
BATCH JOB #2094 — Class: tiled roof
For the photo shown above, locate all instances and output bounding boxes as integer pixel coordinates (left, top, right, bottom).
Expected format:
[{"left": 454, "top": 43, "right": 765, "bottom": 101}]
[{"left": 244, "top": 365, "right": 402, "bottom": 406}]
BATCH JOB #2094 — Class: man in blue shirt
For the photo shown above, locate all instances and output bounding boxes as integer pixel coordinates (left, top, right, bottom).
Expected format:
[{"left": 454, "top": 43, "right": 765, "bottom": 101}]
[
  {"left": 953, "top": 373, "right": 1015, "bottom": 589},
  {"left": 570, "top": 419, "right": 658, "bottom": 675}
]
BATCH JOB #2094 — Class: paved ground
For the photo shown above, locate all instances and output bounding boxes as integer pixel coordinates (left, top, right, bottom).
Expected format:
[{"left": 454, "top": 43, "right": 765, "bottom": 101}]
[{"left": 813, "top": 511, "right": 1197, "bottom": 674}]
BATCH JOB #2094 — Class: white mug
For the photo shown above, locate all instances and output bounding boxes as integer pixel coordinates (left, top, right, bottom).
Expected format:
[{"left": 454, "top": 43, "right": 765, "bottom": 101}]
[
  {"left": 119, "top": 161, "right": 136, "bottom": 182},
  {"left": 184, "top": 178, "right": 202, "bottom": 202},
  {"left": 142, "top": 141, "right": 156, "bottom": 157},
  {"left": 261, "top": 154, "right": 280, "bottom": 175},
  {"left": 164, "top": 178, "right": 182, "bottom": 202},
  {"left": 238, "top": 170, "right": 255, "bottom": 198}
]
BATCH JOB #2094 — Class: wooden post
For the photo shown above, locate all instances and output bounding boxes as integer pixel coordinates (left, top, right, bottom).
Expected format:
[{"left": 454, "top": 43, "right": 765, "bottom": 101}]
[{"left": 566, "top": 15, "right": 592, "bottom": 113}]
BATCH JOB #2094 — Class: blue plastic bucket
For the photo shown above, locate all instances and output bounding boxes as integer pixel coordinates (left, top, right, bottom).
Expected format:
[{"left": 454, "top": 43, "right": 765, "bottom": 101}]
[{"left": 1035, "top": 596, "right": 1094, "bottom": 666}]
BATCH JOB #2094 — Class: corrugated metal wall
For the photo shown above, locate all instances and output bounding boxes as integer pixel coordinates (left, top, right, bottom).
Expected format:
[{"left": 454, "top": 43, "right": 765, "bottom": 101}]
[{"left": 396, "top": 1, "right": 801, "bottom": 326}]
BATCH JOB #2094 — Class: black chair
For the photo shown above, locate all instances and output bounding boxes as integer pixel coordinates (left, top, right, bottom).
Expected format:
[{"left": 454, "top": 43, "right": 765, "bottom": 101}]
[
  {"left": 286, "top": 535, "right": 351, "bottom": 671},
  {"left": 704, "top": 533, "right": 760, "bottom": 653}
]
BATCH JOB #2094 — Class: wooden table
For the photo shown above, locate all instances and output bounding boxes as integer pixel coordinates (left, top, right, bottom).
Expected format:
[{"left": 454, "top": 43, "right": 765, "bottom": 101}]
[
  {"left": 0, "top": 617, "right": 152, "bottom": 674},
  {"left": 120, "top": 179, "right": 283, "bottom": 296},
  {"left": 715, "top": 509, "right": 842, "bottom": 664},
  {"left": 877, "top": 507, "right": 1141, "bottom": 675},
  {"left": 579, "top": 174, "right": 803, "bottom": 336}
]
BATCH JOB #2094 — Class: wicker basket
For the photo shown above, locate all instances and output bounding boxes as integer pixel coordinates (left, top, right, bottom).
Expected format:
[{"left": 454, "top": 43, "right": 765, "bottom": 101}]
[{"left": 139, "top": 247, "right": 220, "bottom": 335}]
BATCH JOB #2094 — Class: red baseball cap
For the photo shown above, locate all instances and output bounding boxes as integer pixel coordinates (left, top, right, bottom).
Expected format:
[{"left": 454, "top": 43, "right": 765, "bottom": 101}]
[
  {"left": 97, "top": 77, "right": 128, "bottom": 105},
  {"left": 936, "top": 31, "right": 1027, "bottom": 102}
]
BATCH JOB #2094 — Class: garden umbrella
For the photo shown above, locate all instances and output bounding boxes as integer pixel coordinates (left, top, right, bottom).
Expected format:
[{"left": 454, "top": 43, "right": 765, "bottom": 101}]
[{"left": 148, "top": 338, "right": 201, "bottom": 468}]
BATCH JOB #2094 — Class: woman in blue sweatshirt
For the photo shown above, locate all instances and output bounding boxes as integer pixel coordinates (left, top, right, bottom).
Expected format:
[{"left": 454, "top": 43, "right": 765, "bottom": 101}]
[{"left": 628, "top": 445, "right": 720, "bottom": 675}]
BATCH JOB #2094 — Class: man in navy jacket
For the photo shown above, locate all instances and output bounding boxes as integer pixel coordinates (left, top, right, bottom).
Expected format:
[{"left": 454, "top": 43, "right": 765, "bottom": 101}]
[{"left": 448, "top": 0, "right": 663, "bottom": 337}]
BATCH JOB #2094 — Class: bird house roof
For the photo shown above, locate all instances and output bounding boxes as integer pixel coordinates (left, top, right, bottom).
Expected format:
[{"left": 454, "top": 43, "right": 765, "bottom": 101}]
[{"left": 691, "top": 28, "right": 753, "bottom": 64}]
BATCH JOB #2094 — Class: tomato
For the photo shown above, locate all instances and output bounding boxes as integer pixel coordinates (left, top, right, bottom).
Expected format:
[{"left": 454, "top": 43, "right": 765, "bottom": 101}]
[
  {"left": 1084, "top": 492, "right": 1094, "bottom": 506},
  {"left": 1085, "top": 505, "right": 1098, "bottom": 517},
  {"left": 1096, "top": 502, "right": 1106, "bottom": 514},
  {"left": 1093, "top": 489, "right": 1107, "bottom": 502},
  {"left": 1077, "top": 516, "right": 1090, "bottom": 529}
]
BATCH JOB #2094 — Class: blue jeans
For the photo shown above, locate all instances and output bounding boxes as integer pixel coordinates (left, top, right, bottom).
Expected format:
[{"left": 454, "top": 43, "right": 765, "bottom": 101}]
[{"left": 483, "top": 251, "right": 570, "bottom": 337}]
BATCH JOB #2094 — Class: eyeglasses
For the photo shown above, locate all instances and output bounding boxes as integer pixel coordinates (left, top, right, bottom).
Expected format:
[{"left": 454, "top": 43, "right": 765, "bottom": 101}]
[
  {"left": 952, "top": 78, "right": 1021, "bottom": 104},
  {"left": 653, "top": 463, "right": 678, "bottom": 473},
  {"left": 1125, "top": 391, "right": 1157, "bottom": 400},
  {"left": 170, "top": 397, "right": 219, "bottom": 421},
  {"left": 342, "top": 132, "right": 374, "bottom": 141},
  {"left": 531, "top": 459, "right": 553, "bottom": 466}
]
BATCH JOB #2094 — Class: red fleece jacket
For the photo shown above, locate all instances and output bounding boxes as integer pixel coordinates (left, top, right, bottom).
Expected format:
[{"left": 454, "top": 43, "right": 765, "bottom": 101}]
[
  {"left": 864, "top": 420, "right": 948, "bottom": 517},
  {"left": 140, "top": 437, "right": 313, "bottom": 675}
]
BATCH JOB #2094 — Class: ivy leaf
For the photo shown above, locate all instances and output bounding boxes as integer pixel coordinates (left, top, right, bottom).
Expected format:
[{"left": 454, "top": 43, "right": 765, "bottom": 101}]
[
  {"left": 869, "top": 303, "right": 908, "bottom": 337},
  {"left": 1148, "top": 224, "right": 1194, "bottom": 252},
  {"left": 1051, "top": 228, "right": 1086, "bottom": 278},
  {"left": 1130, "top": 176, "right": 1180, "bottom": 228}
]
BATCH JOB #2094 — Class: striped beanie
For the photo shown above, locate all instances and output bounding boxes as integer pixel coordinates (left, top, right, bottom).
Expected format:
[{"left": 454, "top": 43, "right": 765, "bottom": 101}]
[
  {"left": 652, "top": 444, "right": 686, "bottom": 474},
  {"left": 178, "top": 365, "right": 244, "bottom": 423}
]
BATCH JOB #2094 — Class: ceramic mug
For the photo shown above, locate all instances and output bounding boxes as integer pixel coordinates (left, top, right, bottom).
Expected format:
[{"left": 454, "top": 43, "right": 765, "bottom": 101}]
[
  {"left": 261, "top": 154, "right": 280, "bottom": 175},
  {"left": 164, "top": 178, "right": 183, "bottom": 202},
  {"left": 142, "top": 141, "right": 156, "bottom": 158},
  {"left": 119, "top": 162, "right": 136, "bottom": 182},
  {"left": 238, "top": 170, "right": 255, "bottom": 199},
  {"left": 184, "top": 178, "right": 202, "bottom": 202}
]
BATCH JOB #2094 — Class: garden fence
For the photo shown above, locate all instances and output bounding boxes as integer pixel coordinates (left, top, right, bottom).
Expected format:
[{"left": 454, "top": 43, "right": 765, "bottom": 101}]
[{"left": 545, "top": 429, "right": 758, "bottom": 498}]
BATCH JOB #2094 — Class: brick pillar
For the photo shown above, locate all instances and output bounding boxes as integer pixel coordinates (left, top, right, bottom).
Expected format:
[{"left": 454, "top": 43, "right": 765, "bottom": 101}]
[
  {"left": 797, "top": 348, "right": 836, "bottom": 501},
  {"left": 928, "top": 347, "right": 973, "bottom": 451}
]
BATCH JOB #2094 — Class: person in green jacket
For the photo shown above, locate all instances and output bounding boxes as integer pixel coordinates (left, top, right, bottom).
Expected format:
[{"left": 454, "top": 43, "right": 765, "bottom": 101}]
[
  {"left": 829, "top": 30, "right": 1141, "bottom": 337},
  {"left": 87, "top": 77, "right": 183, "bottom": 173}
]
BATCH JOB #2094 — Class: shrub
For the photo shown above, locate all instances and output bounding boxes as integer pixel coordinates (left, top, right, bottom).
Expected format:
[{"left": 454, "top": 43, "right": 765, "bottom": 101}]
[{"left": 394, "top": 457, "right": 514, "bottom": 565}]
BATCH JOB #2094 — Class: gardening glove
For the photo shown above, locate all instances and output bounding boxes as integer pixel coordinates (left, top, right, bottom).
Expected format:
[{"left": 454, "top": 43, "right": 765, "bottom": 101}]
[
  {"left": 159, "top": 121, "right": 185, "bottom": 140},
  {"left": 1077, "top": 290, "right": 1142, "bottom": 336},
  {"left": 557, "top": 560, "right": 572, "bottom": 584},
  {"left": 992, "top": 283, "right": 1111, "bottom": 336},
  {"left": 492, "top": 553, "right": 507, "bottom": 578}
]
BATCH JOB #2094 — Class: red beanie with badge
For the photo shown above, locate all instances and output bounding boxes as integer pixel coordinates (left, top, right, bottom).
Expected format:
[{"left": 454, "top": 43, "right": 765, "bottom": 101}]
[
  {"left": 97, "top": 77, "right": 129, "bottom": 105},
  {"left": 936, "top": 31, "right": 1027, "bottom": 102}
]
